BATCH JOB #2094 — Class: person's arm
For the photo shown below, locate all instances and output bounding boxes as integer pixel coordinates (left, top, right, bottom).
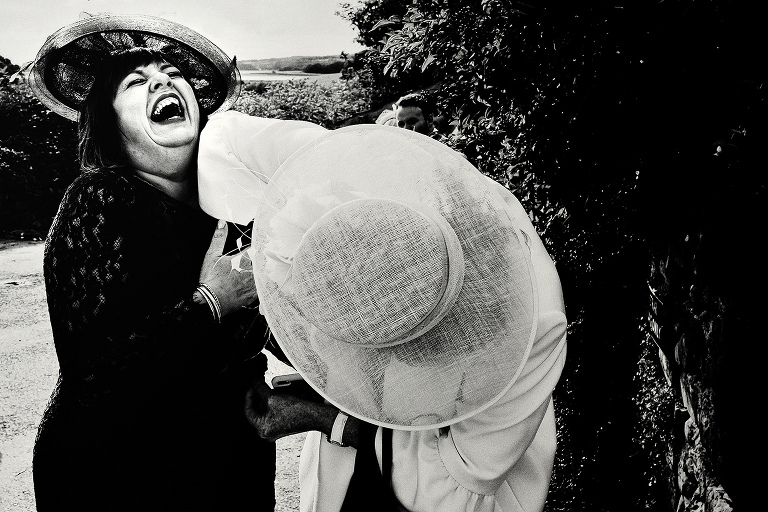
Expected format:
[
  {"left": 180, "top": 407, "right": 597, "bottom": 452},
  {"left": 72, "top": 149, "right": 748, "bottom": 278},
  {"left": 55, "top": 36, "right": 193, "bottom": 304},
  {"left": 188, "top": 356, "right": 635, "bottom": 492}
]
[
  {"left": 197, "top": 110, "right": 329, "bottom": 224},
  {"left": 385, "top": 180, "right": 568, "bottom": 512},
  {"left": 44, "top": 174, "right": 252, "bottom": 403},
  {"left": 387, "top": 311, "right": 566, "bottom": 512},
  {"left": 244, "top": 381, "right": 364, "bottom": 447},
  {"left": 292, "top": 314, "right": 565, "bottom": 512}
]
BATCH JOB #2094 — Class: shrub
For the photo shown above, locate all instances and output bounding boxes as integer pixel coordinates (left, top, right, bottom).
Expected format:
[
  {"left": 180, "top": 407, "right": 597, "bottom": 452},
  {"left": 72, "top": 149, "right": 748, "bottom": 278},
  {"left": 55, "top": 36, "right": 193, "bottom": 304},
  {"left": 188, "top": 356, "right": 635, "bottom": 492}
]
[
  {"left": 233, "top": 74, "right": 373, "bottom": 128},
  {"left": 0, "top": 76, "right": 78, "bottom": 237},
  {"left": 341, "top": 1, "right": 767, "bottom": 510},
  {"left": 303, "top": 61, "right": 345, "bottom": 74}
]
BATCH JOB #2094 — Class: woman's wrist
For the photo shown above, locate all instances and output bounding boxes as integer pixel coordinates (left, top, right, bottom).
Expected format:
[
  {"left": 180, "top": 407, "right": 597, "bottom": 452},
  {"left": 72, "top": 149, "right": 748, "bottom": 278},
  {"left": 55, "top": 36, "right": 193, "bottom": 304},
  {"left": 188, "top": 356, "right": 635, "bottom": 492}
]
[{"left": 194, "top": 284, "right": 221, "bottom": 323}]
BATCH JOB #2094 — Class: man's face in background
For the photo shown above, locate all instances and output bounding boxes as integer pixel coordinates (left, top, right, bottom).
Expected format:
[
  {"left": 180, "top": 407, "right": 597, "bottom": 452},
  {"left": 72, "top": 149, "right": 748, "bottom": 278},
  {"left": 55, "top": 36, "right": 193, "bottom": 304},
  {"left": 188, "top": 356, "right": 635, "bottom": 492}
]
[{"left": 395, "top": 105, "right": 432, "bottom": 134}]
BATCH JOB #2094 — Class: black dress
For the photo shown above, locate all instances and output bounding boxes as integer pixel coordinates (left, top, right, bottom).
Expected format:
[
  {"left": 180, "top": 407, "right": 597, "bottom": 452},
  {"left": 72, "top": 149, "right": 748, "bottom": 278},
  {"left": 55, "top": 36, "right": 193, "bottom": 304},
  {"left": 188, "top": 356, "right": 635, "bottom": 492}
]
[{"left": 33, "top": 168, "right": 276, "bottom": 511}]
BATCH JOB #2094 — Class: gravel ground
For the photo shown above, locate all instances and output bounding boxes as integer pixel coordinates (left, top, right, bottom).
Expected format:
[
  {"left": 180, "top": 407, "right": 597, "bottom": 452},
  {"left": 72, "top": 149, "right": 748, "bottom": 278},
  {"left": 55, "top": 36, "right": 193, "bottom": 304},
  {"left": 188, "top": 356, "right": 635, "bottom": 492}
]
[{"left": 0, "top": 240, "right": 304, "bottom": 512}]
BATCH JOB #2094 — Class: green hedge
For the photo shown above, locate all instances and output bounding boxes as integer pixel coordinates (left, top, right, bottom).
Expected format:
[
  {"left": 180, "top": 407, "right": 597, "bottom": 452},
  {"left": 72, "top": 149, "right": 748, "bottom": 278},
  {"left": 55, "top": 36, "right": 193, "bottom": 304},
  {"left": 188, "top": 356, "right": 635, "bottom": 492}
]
[
  {"left": 0, "top": 77, "right": 78, "bottom": 238},
  {"left": 341, "top": 1, "right": 767, "bottom": 510}
]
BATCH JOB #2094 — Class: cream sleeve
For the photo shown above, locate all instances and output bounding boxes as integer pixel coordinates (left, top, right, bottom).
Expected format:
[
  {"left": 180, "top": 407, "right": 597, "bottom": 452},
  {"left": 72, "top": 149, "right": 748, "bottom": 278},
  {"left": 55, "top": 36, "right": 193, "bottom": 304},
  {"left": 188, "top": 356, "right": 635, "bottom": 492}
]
[
  {"left": 385, "top": 178, "right": 568, "bottom": 512},
  {"left": 197, "top": 110, "right": 328, "bottom": 224}
]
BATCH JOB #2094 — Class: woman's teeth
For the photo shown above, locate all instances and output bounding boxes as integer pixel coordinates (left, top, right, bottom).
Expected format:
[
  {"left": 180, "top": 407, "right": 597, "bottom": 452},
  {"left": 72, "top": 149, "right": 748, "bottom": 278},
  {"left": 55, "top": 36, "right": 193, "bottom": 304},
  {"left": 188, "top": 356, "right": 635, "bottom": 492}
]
[{"left": 151, "top": 97, "right": 183, "bottom": 121}]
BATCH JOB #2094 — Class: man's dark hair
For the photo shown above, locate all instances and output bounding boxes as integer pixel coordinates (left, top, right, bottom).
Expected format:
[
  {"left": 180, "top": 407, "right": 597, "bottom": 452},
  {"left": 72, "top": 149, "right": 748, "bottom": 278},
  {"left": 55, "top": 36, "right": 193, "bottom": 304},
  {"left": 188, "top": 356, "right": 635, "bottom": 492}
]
[{"left": 394, "top": 92, "right": 436, "bottom": 120}]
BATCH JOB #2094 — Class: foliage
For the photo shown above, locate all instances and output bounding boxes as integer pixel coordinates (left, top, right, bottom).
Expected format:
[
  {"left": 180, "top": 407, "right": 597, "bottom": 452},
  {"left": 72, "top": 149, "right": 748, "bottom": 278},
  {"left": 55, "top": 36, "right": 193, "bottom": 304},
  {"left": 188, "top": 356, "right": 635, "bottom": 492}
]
[
  {"left": 0, "top": 55, "right": 19, "bottom": 75},
  {"left": 339, "top": 0, "right": 411, "bottom": 49},
  {"left": 232, "top": 74, "right": 373, "bottom": 128},
  {"left": 303, "top": 61, "right": 345, "bottom": 74},
  {"left": 243, "top": 81, "right": 270, "bottom": 94},
  {"left": 336, "top": 50, "right": 408, "bottom": 110},
  {"left": 635, "top": 336, "right": 677, "bottom": 510},
  {"left": 344, "top": 1, "right": 768, "bottom": 510},
  {"left": 338, "top": 0, "right": 444, "bottom": 109},
  {"left": 0, "top": 73, "right": 78, "bottom": 237}
]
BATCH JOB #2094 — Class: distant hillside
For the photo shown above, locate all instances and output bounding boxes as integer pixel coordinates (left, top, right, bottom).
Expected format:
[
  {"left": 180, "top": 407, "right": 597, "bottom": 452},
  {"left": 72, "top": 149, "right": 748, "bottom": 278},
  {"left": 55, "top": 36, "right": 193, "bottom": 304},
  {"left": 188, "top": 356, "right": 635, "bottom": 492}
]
[{"left": 238, "top": 55, "right": 344, "bottom": 74}]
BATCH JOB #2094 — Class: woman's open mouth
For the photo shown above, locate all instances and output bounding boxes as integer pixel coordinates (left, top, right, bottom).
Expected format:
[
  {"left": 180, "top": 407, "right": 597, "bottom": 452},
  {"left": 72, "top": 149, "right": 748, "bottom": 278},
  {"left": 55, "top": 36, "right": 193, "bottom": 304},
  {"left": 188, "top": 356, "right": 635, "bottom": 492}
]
[{"left": 150, "top": 94, "right": 185, "bottom": 122}]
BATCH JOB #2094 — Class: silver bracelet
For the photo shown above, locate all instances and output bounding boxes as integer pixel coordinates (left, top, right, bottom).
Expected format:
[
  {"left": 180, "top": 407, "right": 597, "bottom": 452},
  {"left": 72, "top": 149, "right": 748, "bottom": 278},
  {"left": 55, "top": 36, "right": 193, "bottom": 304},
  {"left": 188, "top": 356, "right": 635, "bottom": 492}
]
[{"left": 196, "top": 283, "right": 221, "bottom": 324}]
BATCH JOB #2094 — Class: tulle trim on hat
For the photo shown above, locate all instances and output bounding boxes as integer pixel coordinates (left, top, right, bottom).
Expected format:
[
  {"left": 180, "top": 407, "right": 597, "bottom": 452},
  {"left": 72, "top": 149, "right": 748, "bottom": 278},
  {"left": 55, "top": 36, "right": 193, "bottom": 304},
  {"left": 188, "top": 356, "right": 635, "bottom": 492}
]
[{"left": 263, "top": 182, "right": 368, "bottom": 293}]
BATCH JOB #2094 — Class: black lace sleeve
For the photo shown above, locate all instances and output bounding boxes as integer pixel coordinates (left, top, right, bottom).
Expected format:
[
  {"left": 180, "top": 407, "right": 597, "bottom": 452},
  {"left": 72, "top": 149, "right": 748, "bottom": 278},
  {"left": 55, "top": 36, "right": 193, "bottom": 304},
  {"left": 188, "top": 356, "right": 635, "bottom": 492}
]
[{"left": 44, "top": 170, "right": 260, "bottom": 404}]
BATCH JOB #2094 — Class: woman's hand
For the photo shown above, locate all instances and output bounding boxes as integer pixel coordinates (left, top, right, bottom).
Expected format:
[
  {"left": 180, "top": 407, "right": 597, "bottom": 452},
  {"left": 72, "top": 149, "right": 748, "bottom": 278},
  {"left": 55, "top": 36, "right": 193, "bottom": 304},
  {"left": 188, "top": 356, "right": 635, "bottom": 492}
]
[
  {"left": 198, "top": 220, "right": 258, "bottom": 317},
  {"left": 245, "top": 382, "right": 339, "bottom": 442}
]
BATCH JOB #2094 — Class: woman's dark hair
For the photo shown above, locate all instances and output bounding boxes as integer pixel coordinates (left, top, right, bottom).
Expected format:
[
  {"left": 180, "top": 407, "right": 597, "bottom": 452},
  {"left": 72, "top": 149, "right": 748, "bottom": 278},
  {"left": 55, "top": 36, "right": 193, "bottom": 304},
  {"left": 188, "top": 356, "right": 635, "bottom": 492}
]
[{"left": 77, "top": 47, "right": 205, "bottom": 171}]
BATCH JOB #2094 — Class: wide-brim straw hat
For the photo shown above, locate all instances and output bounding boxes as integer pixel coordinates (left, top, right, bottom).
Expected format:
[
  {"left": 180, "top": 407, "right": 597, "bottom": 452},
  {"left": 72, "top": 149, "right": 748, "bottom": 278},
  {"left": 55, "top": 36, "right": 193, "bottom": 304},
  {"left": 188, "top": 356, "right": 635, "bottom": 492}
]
[
  {"left": 27, "top": 13, "right": 241, "bottom": 122},
  {"left": 252, "top": 126, "right": 539, "bottom": 430}
]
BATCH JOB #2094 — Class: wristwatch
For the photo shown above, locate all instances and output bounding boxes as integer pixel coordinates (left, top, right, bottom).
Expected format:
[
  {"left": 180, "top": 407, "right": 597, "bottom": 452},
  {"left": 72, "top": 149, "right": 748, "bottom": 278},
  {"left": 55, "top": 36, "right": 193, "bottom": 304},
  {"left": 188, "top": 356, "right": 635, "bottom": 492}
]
[{"left": 327, "top": 411, "right": 349, "bottom": 447}]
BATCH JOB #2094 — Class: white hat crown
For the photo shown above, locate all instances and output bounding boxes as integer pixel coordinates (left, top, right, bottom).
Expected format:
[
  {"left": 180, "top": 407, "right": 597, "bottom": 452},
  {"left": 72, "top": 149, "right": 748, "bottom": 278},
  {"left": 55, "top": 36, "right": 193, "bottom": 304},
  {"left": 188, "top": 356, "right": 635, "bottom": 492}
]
[{"left": 290, "top": 198, "right": 465, "bottom": 348}]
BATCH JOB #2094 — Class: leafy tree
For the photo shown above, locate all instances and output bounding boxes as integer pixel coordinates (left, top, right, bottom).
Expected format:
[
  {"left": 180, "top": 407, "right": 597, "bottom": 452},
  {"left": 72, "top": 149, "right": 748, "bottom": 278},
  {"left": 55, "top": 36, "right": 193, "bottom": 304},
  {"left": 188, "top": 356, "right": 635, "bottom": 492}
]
[
  {"left": 303, "top": 61, "right": 344, "bottom": 74},
  {"left": 343, "top": 1, "right": 767, "bottom": 510},
  {"left": 339, "top": 0, "right": 441, "bottom": 108},
  {"left": 0, "top": 55, "right": 20, "bottom": 76},
  {"left": 339, "top": 0, "right": 411, "bottom": 48},
  {"left": 233, "top": 74, "right": 373, "bottom": 128},
  {"left": 0, "top": 73, "right": 78, "bottom": 237}
]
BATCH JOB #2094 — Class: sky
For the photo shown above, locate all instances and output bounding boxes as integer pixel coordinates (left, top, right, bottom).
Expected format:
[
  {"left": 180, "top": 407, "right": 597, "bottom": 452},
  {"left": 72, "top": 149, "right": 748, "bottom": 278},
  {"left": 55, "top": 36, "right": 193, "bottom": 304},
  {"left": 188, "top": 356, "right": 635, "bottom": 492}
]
[{"left": 1, "top": 0, "right": 367, "bottom": 65}]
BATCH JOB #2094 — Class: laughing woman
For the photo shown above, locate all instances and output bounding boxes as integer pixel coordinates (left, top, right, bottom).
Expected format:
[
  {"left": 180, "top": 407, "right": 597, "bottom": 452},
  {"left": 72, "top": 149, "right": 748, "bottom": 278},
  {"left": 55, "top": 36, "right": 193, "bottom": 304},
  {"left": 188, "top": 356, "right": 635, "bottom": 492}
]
[{"left": 25, "top": 14, "right": 294, "bottom": 511}]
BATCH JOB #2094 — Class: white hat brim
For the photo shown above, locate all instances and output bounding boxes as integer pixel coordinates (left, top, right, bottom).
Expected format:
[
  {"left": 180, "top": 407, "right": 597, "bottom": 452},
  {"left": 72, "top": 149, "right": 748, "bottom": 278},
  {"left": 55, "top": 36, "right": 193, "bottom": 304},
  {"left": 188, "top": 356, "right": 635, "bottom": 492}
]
[{"left": 254, "top": 126, "right": 539, "bottom": 430}]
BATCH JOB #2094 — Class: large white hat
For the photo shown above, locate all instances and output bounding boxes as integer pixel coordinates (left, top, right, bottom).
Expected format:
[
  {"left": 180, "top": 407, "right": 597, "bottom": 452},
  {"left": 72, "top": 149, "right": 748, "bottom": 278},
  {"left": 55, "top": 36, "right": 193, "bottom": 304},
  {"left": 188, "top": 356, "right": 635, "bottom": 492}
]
[{"left": 253, "top": 126, "right": 539, "bottom": 430}]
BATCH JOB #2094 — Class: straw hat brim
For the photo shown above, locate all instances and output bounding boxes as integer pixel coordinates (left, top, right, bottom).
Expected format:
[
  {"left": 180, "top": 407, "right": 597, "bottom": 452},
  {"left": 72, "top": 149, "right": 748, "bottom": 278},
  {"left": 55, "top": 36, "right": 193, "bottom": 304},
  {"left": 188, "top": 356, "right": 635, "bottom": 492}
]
[
  {"left": 27, "top": 13, "right": 241, "bottom": 121},
  {"left": 253, "top": 126, "right": 539, "bottom": 430}
]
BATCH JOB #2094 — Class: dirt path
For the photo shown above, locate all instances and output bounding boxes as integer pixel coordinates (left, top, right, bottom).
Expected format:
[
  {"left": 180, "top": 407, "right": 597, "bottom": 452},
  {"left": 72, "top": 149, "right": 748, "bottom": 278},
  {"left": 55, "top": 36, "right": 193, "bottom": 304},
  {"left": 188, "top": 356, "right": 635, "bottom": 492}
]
[{"left": 0, "top": 240, "right": 303, "bottom": 512}]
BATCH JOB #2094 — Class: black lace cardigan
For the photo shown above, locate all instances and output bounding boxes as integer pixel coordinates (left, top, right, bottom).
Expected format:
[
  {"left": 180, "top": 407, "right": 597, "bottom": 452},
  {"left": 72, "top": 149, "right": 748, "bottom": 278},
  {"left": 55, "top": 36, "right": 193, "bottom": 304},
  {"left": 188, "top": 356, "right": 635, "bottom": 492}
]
[{"left": 34, "top": 167, "right": 277, "bottom": 510}]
